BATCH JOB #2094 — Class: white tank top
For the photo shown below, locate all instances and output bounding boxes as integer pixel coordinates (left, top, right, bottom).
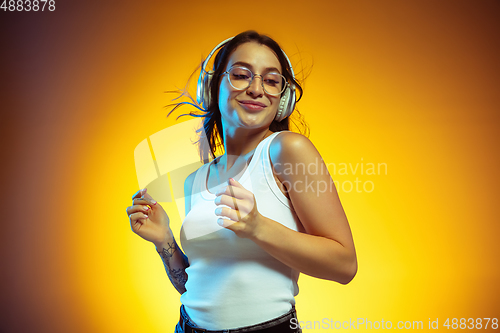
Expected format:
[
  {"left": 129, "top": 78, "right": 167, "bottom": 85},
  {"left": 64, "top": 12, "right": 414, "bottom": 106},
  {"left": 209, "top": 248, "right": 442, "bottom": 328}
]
[{"left": 179, "top": 131, "right": 301, "bottom": 330}]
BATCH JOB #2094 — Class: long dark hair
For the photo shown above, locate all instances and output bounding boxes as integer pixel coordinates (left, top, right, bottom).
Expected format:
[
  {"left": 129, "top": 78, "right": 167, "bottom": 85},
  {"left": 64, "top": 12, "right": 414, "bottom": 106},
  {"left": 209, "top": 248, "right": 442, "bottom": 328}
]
[{"left": 168, "top": 30, "right": 307, "bottom": 162}]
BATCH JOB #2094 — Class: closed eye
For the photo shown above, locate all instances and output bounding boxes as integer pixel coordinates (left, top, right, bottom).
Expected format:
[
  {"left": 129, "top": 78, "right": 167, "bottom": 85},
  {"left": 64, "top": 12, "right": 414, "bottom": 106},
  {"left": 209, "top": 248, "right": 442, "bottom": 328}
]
[
  {"left": 231, "top": 73, "right": 251, "bottom": 80},
  {"left": 264, "top": 78, "right": 280, "bottom": 86}
]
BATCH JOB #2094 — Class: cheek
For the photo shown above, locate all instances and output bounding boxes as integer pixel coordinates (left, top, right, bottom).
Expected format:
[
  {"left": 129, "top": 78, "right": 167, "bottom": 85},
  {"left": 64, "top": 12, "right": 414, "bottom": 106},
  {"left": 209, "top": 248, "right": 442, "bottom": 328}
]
[
  {"left": 218, "top": 81, "right": 232, "bottom": 111},
  {"left": 269, "top": 96, "right": 281, "bottom": 112}
]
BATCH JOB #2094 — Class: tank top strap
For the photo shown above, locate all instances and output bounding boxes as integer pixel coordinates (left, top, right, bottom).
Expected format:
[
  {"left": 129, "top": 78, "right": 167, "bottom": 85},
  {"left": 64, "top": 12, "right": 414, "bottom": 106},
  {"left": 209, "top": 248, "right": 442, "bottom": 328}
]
[
  {"left": 261, "top": 131, "right": 288, "bottom": 155},
  {"left": 190, "top": 162, "right": 211, "bottom": 205},
  {"left": 259, "top": 130, "right": 292, "bottom": 208},
  {"left": 227, "top": 132, "right": 281, "bottom": 185},
  {"left": 190, "top": 132, "right": 285, "bottom": 203}
]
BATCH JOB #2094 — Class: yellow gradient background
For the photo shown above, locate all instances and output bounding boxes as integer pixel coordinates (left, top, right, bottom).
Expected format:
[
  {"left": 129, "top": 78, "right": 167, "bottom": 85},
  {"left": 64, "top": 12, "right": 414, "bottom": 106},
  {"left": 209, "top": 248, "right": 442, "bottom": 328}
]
[{"left": 1, "top": 1, "right": 499, "bottom": 332}]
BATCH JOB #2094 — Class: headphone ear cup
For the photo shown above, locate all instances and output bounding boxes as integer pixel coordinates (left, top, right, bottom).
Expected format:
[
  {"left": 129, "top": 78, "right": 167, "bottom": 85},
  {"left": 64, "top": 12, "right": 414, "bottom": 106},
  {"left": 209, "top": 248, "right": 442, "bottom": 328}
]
[
  {"left": 275, "top": 86, "right": 296, "bottom": 122},
  {"left": 275, "top": 91, "right": 288, "bottom": 122},
  {"left": 201, "top": 71, "right": 213, "bottom": 110}
]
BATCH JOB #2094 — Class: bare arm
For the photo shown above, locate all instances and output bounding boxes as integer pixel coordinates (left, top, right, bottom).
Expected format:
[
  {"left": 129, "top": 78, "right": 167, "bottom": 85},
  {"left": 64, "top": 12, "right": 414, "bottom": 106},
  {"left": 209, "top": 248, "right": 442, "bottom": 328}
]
[
  {"left": 127, "top": 171, "right": 196, "bottom": 294},
  {"left": 155, "top": 170, "right": 197, "bottom": 294},
  {"left": 257, "top": 132, "right": 357, "bottom": 283},
  {"left": 155, "top": 232, "right": 189, "bottom": 294},
  {"left": 214, "top": 132, "right": 357, "bottom": 284}
]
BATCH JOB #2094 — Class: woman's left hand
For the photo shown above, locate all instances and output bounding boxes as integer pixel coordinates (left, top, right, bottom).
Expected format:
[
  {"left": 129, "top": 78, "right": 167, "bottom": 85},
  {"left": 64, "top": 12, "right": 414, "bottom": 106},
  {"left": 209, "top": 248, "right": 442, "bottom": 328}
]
[{"left": 214, "top": 178, "right": 264, "bottom": 239}]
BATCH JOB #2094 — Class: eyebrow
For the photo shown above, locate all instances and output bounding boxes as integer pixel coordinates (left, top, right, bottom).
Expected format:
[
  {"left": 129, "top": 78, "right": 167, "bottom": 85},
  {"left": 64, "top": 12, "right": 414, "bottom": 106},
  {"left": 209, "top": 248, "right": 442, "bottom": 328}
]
[{"left": 230, "top": 61, "right": 282, "bottom": 74}]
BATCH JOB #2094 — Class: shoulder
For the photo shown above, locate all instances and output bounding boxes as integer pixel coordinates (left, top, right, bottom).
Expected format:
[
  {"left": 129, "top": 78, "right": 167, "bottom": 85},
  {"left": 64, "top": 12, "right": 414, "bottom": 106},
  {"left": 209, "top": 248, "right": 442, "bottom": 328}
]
[
  {"left": 183, "top": 161, "right": 209, "bottom": 194},
  {"left": 184, "top": 170, "right": 197, "bottom": 196},
  {"left": 184, "top": 167, "right": 202, "bottom": 215},
  {"left": 269, "top": 131, "right": 320, "bottom": 171}
]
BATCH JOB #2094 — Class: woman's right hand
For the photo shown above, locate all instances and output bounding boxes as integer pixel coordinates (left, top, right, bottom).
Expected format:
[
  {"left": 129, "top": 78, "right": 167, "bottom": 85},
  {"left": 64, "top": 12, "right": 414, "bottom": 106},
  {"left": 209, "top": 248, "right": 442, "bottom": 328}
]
[{"left": 126, "top": 188, "right": 171, "bottom": 247}]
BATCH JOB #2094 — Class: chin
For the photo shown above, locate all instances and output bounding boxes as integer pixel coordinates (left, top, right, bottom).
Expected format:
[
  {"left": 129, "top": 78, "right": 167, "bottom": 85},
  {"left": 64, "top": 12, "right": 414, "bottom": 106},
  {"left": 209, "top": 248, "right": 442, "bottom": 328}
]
[{"left": 238, "top": 112, "right": 275, "bottom": 129}]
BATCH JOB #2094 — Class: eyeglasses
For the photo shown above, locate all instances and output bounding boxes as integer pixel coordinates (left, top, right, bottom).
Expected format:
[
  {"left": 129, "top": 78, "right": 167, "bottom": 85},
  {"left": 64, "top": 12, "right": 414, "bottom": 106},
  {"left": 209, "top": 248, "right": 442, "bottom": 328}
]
[{"left": 222, "top": 66, "right": 288, "bottom": 96}]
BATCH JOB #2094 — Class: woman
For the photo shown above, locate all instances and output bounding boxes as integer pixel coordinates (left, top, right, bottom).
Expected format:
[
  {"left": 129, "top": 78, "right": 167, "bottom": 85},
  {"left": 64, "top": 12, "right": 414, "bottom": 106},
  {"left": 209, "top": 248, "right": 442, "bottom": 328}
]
[{"left": 126, "top": 31, "right": 357, "bottom": 332}]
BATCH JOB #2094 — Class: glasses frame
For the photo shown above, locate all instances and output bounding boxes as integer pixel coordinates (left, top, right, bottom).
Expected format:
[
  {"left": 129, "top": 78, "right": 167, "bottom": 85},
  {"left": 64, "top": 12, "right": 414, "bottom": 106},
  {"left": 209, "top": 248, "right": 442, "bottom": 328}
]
[{"left": 222, "top": 66, "right": 289, "bottom": 96}]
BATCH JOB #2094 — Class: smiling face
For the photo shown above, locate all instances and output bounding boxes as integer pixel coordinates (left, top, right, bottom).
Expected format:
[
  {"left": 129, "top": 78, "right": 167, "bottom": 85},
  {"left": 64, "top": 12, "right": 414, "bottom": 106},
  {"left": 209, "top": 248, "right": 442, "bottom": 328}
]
[{"left": 218, "top": 42, "right": 283, "bottom": 131}]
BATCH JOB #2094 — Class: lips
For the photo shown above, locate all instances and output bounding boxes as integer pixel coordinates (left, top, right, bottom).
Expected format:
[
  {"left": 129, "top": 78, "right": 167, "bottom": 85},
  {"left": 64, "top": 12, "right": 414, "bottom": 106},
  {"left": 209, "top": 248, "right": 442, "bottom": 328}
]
[{"left": 237, "top": 100, "right": 267, "bottom": 111}]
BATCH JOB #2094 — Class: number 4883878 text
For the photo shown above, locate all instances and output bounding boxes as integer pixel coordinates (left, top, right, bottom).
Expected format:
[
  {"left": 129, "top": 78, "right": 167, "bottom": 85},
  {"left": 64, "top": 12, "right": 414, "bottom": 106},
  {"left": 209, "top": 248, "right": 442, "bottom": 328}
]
[{"left": 1, "top": 0, "right": 56, "bottom": 11}]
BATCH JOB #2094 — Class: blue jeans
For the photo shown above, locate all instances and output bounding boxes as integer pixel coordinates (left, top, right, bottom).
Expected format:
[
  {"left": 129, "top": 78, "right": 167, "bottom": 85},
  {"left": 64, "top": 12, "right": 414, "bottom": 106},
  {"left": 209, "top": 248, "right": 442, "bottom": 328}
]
[{"left": 174, "top": 305, "right": 302, "bottom": 333}]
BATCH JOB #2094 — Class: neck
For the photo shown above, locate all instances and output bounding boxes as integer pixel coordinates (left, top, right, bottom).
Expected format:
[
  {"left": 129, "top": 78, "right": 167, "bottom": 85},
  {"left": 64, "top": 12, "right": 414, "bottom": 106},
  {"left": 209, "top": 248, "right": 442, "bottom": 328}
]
[{"left": 219, "top": 127, "right": 272, "bottom": 171}]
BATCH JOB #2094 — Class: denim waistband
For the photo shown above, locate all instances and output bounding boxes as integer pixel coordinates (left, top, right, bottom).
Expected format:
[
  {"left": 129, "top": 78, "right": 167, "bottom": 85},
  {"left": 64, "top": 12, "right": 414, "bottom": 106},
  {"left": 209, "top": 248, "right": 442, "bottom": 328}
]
[{"left": 176, "top": 305, "right": 300, "bottom": 333}]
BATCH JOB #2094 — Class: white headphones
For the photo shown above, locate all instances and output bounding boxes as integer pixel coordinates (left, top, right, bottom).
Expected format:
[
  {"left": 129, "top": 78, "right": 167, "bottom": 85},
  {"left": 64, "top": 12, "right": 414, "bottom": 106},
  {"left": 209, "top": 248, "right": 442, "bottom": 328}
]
[{"left": 196, "top": 37, "right": 296, "bottom": 122}]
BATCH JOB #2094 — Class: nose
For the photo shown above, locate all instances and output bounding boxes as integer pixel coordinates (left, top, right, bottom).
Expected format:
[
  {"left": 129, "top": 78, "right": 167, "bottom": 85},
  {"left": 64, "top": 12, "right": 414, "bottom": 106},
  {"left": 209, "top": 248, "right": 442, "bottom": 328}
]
[{"left": 246, "top": 74, "right": 264, "bottom": 97}]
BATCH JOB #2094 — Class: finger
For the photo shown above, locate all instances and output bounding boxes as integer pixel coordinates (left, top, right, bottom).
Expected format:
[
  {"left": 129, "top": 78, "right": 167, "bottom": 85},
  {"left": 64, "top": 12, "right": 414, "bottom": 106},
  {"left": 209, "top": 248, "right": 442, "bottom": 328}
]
[
  {"left": 215, "top": 185, "right": 248, "bottom": 200},
  {"left": 131, "top": 188, "right": 147, "bottom": 199},
  {"left": 126, "top": 204, "right": 151, "bottom": 216},
  {"left": 129, "top": 211, "right": 149, "bottom": 226},
  {"left": 227, "top": 186, "right": 241, "bottom": 219},
  {"left": 214, "top": 194, "right": 244, "bottom": 210},
  {"left": 141, "top": 191, "right": 156, "bottom": 203},
  {"left": 228, "top": 177, "right": 247, "bottom": 190},
  {"left": 133, "top": 197, "right": 157, "bottom": 206},
  {"left": 214, "top": 206, "right": 240, "bottom": 221},
  {"left": 216, "top": 217, "right": 238, "bottom": 229}
]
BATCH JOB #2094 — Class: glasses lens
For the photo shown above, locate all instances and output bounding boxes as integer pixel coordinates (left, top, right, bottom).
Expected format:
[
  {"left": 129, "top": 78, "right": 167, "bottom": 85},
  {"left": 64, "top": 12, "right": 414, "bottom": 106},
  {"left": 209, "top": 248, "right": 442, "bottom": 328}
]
[
  {"left": 228, "top": 67, "right": 252, "bottom": 90},
  {"left": 227, "top": 67, "right": 287, "bottom": 95},
  {"left": 263, "top": 73, "right": 286, "bottom": 95}
]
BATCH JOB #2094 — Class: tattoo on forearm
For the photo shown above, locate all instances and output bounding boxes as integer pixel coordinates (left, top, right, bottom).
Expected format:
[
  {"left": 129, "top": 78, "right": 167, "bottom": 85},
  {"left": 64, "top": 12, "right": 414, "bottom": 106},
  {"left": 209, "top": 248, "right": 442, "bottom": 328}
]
[{"left": 158, "top": 241, "right": 188, "bottom": 293}]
